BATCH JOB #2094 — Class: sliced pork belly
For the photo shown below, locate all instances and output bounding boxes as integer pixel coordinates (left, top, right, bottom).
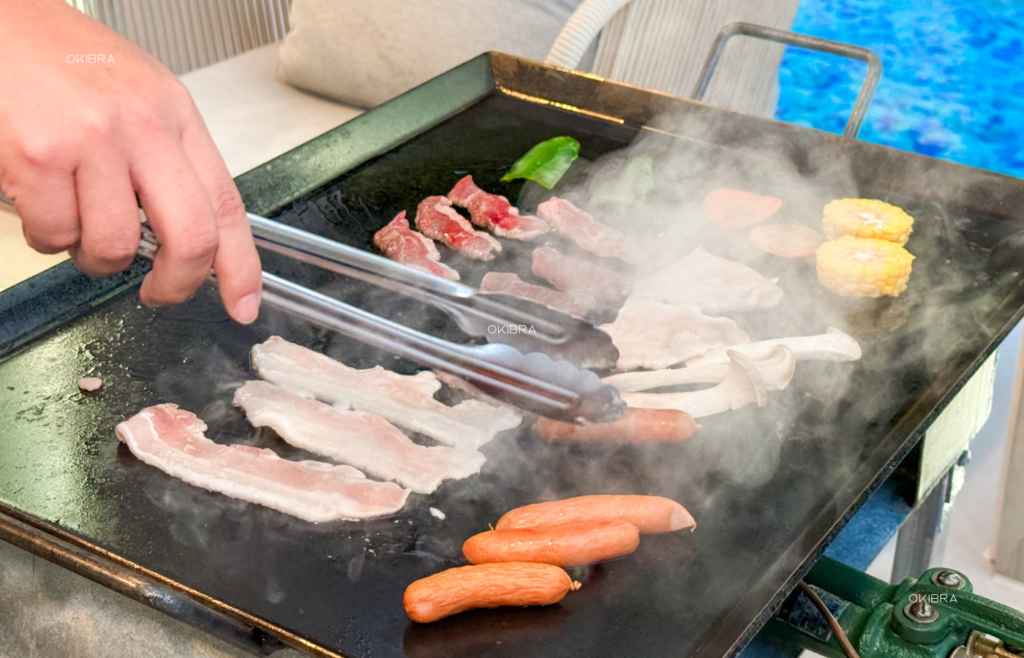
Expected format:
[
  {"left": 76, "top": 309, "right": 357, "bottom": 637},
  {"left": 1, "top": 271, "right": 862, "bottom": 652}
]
[
  {"left": 448, "top": 175, "right": 550, "bottom": 240},
  {"left": 115, "top": 404, "right": 409, "bottom": 522},
  {"left": 600, "top": 299, "right": 750, "bottom": 370},
  {"left": 414, "top": 196, "right": 501, "bottom": 260},
  {"left": 480, "top": 272, "right": 595, "bottom": 318},
  {"left": 532, "top": 247, "right": 630, "bottom": 303},
  {"left": 536, "top": 197, "right": 638, "bottom": 262},
  {"left": 373, "top": 211, "right": 460, "bottom": 281},
  {"left": 251, "top": 337, "right": 522, "bottom": 450},
  {"left": 631, "top": 248, "right": 783, "bottom": 315},
  {"left": 234, "top": 381, "right": 484, "bottom": 494}
]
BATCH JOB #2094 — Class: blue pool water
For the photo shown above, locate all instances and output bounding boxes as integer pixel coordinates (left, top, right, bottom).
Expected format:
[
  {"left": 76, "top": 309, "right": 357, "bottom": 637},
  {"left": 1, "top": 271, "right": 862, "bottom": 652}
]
[{"left": 775, "top": 0, "right": 1024, "bottom": 178}]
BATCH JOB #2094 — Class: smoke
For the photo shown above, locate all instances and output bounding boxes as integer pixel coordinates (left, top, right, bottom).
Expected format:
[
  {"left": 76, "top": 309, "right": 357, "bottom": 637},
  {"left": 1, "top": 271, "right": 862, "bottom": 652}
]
[
  {"left": 516, "top": 112, "right": 864, "bottom": 492},
  {"left": 416, "top": 105, "right": 1024, "bottom": 648},
  {"left": 242, "top": 104, "right": 1022, "bottom": 546},
  {"left": 474, "top": 105, "right": 1022, "bottom": 520},
  {"left": 108, "top": 98, "right": 1024, "bottom": 653}
]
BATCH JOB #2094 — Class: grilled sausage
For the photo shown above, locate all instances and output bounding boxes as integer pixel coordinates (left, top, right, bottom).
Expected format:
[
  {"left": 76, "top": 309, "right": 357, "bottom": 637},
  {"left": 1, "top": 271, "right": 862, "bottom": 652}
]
[
  {"left": 535, "top": 408, "right": 699, "bottom": 443},
  {"left": 749, "top": 224, "right": 824, "bottom": 258},
  {"left": 463, "top": 520, "right": 640, "bottom": 567},
  {"left": 496, "top": 494, "right": 695, "bottom": 534},
  {"left": 703, "top": 188, "right": 782, "bottom": 228},
  {"left": 403, "top": 562, "right": 579, "bottom": 623}
]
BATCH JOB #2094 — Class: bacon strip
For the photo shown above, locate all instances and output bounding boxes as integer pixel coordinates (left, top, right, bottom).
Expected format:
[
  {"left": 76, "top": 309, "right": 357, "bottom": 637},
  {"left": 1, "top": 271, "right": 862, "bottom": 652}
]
[
  {"left": 115, "top": 404, "right": 409, "bottom": 522},
  {"left": 234, "top": 381, "right": 485, "bottom": 494},
  {"left": 251, "top": 337, "right": 522, "bottom": 450},
  {"left": 532, "top": 247, "right": 630, "bottom": 303},
  {"left": 414, "top": 196, "right": 501, "bottom": 260},
  {"left": 373, "top": 211, "right": 460, "bottom": 280},
  {"left": 448, "top": 175, "right": 550, "bottom": 240},
  {"left": 480, "top": 272, "right": 595, "bottom": 318},
  {"left": 536, "top": 197, "right": 637, "bottom": 261}
]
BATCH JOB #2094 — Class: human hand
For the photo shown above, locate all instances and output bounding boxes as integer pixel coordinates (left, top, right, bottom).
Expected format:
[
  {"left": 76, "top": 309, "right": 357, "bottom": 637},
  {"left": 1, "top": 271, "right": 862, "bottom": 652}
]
[{"left": 0, "top": 0, "right": 261, "bottom": 323}]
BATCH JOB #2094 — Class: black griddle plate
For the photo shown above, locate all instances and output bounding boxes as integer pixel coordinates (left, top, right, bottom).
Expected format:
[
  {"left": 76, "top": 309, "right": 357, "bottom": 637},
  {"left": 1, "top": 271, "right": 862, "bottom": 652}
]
[{"left": 3, "top": 53, "right": 1024, "bottom": 658}]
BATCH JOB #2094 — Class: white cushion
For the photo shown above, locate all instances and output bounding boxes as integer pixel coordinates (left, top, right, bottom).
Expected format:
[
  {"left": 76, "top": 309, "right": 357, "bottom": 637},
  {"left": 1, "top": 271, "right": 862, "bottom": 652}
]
[
  {"left": 278, "top": 0, "right": 583, "bottom": 109},
  {"left": 180, "top": 43, "right": 363, "bottom": 177}
]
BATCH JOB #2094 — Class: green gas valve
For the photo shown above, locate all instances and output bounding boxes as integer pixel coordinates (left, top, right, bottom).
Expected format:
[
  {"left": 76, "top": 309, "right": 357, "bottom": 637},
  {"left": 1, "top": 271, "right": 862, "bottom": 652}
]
[{"left": 759, "top": 557, "right": 1024, "bottom": 658}]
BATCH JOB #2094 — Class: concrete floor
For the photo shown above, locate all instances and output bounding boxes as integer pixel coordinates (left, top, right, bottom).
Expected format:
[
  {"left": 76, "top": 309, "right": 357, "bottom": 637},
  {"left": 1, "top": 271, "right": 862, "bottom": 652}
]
[{"left": 0, "top": 538, "right": 305, "bottom": 658}]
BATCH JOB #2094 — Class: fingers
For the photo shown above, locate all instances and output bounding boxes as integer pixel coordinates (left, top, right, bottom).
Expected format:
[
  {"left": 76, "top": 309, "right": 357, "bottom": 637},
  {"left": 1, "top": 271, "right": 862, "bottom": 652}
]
[
  {"left": 6, "top": 82, "right": 260, "bottom": 323},
  {"left": 131, "top": 139, "right": 219, "bottom": 309},
  {"left": 71, "top": 151, "right": 140, "bottom": 276},
  {"left": 181, "top": 113, "right": 262, "bottom": 324},
  {"left": 11, "top": 169, "right": 80, "bottom": 254}
]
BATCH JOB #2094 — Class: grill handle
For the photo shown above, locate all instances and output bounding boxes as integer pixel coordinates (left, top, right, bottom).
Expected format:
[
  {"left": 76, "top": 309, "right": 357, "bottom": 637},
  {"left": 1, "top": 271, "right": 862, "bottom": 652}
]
[
  {"left": 0, "top": 508, "right": 289, "bottom": 656},
  {"left": 693, "top": 21, "right": 882, "bottom": 139}
]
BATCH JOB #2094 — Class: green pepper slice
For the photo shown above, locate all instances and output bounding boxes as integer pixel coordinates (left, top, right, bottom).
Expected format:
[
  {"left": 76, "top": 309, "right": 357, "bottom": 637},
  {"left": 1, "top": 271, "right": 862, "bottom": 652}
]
[{"left": 502, "top": 136, "right": 581, "bottom": 189}]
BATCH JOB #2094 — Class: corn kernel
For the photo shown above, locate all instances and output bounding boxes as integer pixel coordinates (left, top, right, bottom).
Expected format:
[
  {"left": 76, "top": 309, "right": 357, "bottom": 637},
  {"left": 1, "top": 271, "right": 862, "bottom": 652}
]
[
  {"left": 816, "top": 236, "right": 915, "bottom": 297},
  {"left": 823, "top": 198, "right": 914, "bottom": 246}
]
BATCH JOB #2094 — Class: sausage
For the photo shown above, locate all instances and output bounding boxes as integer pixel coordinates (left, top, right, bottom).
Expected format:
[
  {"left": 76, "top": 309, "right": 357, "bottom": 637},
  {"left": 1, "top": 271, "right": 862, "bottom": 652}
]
[
  {"left": 463, "top": 520, "right": 640, "bottom": 567},
  {"left": 749, "top": 224, "right": 824, "bottom": 258},
  {"left": 496, "top": 494, "right": 695, "bottom": 534},
  {"left": 703, "top": 188, "right": 782, "bottom": 229},
  {"left": 403, "top": 562, "right": 579, "bottom": 623},
  {"left": 535, "top": 408, "right": 699, "bottom": 443}
]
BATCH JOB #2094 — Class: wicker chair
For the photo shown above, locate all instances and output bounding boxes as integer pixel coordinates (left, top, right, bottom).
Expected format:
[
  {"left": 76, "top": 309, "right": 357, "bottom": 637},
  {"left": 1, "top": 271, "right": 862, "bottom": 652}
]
[{"left": 547, "top": 0, "right": 801, "bottom": 117}]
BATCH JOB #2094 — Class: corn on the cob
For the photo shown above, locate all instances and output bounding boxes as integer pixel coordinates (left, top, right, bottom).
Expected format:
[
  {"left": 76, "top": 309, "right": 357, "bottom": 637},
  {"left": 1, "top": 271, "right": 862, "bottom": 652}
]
[
  {"left": 816, "top": 236, "right": 914, "bottom": 297},
  {"left": 823, "top": 198, "right": 913, "bottom": 245}
]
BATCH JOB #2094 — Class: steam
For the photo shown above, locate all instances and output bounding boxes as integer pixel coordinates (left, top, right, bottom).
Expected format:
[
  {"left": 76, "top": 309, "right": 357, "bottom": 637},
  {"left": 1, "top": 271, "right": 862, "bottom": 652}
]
[
  {"left": 518, "top": 113, "right": 862, "bottom": 492},
  {"left": 495, "top": 106, "right": 1014, "bottom": 504},
  {"left": 124, "top": 103, "right": 1022, "bottom": 642},
  {"left": 250, "top": 107, "right": 1013, "bottom": 531}
]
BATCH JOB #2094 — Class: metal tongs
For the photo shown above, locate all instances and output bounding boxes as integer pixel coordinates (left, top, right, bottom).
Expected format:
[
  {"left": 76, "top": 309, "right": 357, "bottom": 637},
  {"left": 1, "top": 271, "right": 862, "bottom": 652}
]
[
  {"left": 247, "top": 215, "right": 618, "bottom": 369},
  {"left": 137, "top": 214, "right": 624, "bottom": 424}
]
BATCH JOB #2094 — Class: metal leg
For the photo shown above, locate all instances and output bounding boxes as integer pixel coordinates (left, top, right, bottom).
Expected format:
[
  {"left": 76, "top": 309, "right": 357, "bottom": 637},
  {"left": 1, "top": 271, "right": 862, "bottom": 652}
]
[
  {"left": 994, "top": 328, "right": 1024, "bottom": 580},
  {"left": 891, "top": 462, "right": 966, "bottom": 583}
]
